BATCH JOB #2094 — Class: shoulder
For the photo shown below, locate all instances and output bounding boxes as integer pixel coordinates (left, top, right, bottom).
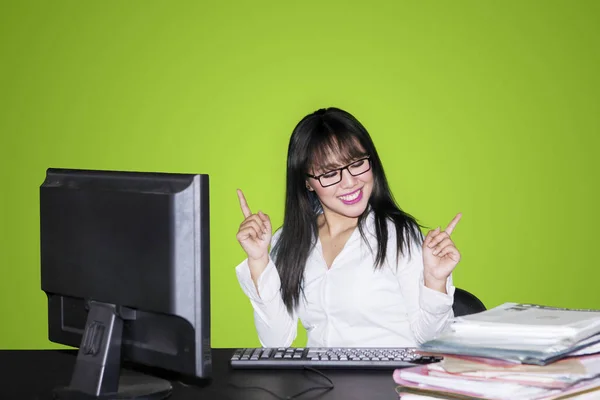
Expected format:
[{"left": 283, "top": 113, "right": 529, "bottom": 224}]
[{"left": 363, "top": 210, "right": 423, "bottom": 265}]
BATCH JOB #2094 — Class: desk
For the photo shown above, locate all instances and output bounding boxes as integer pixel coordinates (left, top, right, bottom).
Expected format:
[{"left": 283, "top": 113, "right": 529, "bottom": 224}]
[{"left": 0, "top": 349, "right": 401, "bottom": 399}]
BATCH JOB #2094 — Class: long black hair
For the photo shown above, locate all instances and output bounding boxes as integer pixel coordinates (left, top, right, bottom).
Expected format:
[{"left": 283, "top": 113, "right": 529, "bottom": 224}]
[{"left": 271, "top": 107, "right": 423, "bottom": 314}]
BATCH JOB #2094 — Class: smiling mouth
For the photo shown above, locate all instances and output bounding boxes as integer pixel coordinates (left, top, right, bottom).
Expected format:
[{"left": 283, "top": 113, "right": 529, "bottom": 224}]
[{"left": 338, "top": 188, "right": 363, "bottom": 204}]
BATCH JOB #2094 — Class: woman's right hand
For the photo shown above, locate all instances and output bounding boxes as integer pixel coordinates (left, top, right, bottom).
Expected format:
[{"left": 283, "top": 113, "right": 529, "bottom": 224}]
[{"left": 236, "top": 189, "right": 272, "bottom": 266}]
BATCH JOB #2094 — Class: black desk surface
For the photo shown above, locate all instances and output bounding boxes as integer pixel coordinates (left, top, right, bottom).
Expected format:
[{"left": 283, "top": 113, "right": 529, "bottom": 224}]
[{"left": 1, "top": 349, "right": 403, "bottom": 400}]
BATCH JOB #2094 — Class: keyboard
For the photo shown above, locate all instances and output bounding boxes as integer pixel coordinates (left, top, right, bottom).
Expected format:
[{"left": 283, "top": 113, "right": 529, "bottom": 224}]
[{"left": 230, "top": 347, "right": 442, "bottom": 369}]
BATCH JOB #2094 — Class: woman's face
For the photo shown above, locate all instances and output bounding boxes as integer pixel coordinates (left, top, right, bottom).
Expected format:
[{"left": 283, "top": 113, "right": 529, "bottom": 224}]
[{"left": 306, "top": 154, "right": 373, "bottom": 219}]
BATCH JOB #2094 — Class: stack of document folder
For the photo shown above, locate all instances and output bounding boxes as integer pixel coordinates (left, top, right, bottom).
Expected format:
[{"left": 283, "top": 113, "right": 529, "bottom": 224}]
[
  {"left": 392, "top": 303, "right": 600, "bottom": 399},
  {"left": 394, "top": 352, "right": 600, "bottom": 399},
  {"left": 420, "top": 303, "right": 600, "bottom": 365}
]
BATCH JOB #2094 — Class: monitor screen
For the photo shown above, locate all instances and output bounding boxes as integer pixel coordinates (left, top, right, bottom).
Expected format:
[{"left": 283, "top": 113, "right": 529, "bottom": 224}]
[{"left": 40, "top": 168, "right": 211, "bottom": 399}]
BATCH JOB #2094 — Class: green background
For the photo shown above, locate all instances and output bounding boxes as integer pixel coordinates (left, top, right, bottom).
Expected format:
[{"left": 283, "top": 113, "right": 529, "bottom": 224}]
[{"left": 1, "top": 1, "right": 599, "bottom": 350}]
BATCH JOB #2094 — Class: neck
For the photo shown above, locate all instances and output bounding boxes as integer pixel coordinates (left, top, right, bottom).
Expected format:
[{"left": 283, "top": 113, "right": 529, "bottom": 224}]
[{"left": 318, "top": 209, "right": 360, "bottom": 238}]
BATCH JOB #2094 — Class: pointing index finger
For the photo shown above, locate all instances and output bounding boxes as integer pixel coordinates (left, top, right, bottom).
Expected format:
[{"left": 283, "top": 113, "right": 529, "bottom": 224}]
[
  {"left": 237, "top": 189, "right": 252, "bottom": 218},
  {"left": 444, "top": 213, "right": 462, "bottom": 235}
]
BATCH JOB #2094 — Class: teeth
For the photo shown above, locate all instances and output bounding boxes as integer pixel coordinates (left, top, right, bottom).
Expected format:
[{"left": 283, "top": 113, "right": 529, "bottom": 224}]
[{"left": 340, "top": 190, "right": 360, "bottom": 201}]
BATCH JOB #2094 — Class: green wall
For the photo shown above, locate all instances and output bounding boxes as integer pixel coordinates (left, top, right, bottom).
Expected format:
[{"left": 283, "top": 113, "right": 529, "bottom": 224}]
[{"left": 1, "top": 1, "right": 599, "bottom": 350}]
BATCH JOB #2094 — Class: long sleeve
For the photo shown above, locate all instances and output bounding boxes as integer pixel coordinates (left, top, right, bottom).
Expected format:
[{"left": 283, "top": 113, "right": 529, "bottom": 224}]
[
  {"left": 396, "top": 238, "right": 455, "bottom": 345},
  {"left": 235, "top": 233, "right": 298, "bottom": 347}
]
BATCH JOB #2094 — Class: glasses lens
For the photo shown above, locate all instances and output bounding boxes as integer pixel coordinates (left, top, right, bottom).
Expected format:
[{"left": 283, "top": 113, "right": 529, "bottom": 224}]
[
  {"left": 348, "top": 158, "right": 370, "bottom": 176},
  {"left": 320, "top": 172, "right": 341, "bottom": 187}
]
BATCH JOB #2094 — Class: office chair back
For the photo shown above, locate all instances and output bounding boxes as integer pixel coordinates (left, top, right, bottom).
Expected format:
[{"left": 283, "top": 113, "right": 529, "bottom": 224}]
[{"left": 453, "top": 288, "right": 486, "bottom": 317}]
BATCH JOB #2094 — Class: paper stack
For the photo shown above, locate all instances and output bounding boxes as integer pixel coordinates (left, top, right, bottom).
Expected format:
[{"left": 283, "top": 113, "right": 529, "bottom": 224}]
[
  {"left": 393, "top": 352, "right": 600, "bottom": 399},
  {"left": 392, "top": 303, "right": 600, "bottom": 399},
  {"left": 419, "top": 303, "right": 600, "bottom": 365}
]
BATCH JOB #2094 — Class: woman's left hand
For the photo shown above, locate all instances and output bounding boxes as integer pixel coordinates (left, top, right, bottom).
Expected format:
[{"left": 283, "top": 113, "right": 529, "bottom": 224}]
[{"left": 422, "top": 213, "right": 462, "bottom": 292}]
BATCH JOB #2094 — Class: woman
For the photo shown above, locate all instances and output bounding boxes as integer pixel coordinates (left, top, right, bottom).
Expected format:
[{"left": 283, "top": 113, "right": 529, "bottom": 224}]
[{"left": 235, "top": 107, "right": 461, "bottom": 348}]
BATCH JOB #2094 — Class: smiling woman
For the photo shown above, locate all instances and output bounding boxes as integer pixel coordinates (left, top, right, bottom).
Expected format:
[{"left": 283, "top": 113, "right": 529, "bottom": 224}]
[
  {"left": 0, "top": 0, "right": 598, "bottom": 353},
  {"left": 233, "top": 107, "right": 462, "bottom": 348}
]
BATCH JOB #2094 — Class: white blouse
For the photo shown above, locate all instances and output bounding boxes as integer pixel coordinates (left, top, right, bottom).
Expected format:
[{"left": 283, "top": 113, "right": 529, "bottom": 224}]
[{"left": 235, "top": 212, "right": 455, "bottom": 348}]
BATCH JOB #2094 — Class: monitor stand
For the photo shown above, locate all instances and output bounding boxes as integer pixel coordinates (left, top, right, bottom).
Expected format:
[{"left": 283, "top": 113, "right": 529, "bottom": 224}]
[{"left": 53, "top": 301, "right": 172, "bottom": 400}]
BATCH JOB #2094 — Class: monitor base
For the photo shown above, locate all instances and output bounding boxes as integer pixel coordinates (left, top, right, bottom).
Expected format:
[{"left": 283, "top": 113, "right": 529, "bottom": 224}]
[
  {"left": 54, "top": 369, "right": 172, "bottom": 400},
  {"left": 53, "top": 302, "right": 172, "bottom": 400}
]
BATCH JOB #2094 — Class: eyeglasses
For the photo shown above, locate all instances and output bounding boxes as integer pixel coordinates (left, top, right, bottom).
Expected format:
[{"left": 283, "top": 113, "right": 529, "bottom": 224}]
[{"left": 307, "top": 156, "right": 372, "bottom": 188}]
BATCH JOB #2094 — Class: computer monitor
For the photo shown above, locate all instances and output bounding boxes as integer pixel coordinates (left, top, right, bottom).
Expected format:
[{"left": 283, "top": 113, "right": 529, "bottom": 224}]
[{"left": 40, "top": 168, "right": 211, "bottom": 400}]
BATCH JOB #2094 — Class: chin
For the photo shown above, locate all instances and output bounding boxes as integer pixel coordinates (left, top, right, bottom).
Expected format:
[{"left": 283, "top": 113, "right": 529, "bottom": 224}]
[{"left": 338, "top": 201, "right": 369, "bottom": 218}]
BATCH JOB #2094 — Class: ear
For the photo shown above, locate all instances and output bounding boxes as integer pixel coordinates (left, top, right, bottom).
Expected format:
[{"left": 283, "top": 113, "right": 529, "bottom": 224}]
[{"left": 305, "top": 180, "right": 315, "bottom": 192}]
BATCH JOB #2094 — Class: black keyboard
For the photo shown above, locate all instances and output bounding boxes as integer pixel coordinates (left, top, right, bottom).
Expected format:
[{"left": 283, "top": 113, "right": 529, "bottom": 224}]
[{"left": 230, "top": 347, "right": 442, "bottom": 369}]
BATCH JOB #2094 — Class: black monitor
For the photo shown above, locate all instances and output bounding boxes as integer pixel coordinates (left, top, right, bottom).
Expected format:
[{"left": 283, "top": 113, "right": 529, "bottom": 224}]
[{"left": 40, "top": 168, "right": 211, "bottom": 400}]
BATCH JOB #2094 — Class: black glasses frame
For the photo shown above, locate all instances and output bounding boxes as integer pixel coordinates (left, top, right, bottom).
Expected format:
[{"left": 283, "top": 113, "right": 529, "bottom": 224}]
[{"left": 306, "top": 156, "right": 372, "bottom": 188}]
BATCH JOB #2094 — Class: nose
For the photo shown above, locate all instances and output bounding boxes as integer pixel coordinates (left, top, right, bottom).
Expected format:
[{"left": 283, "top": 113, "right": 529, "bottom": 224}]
[{"left": 339, "top": 168, "right": 358, "bottom": 189}]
